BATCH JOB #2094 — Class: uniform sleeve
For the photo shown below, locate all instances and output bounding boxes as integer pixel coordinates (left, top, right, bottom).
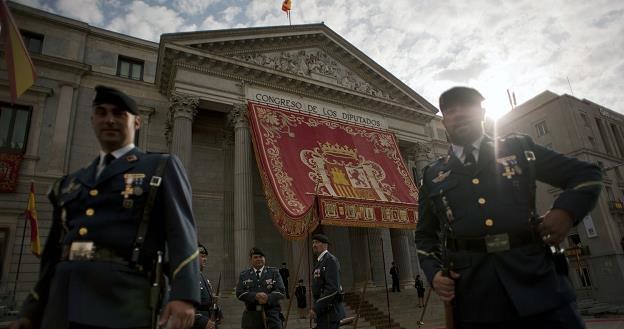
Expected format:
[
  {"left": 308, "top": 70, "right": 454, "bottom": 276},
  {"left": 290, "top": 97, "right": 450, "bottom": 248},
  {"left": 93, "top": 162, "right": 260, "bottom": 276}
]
[
  {"left": 268, "top": 270, "right": 286, "bottom": 306},
  {"left": 529, "top": 138, "right": 603, "bottom": 224},
  {"left": 161, "top": 155, "right": 200, "bottom": 303},
  {"left": 313, "top": 258, "right": 340, "bottom": 313},
  {"left": 236, "top": 273, "right": 257, "bottom": 304},
  {"left": 414, "top": 170, "right": 443, "bottom": 285},
  {"left": 193, "top": 314, "right": 209, "bottom": 329},
  {"left": 19, "top": 178, "right": 65, "bottom": 326}
]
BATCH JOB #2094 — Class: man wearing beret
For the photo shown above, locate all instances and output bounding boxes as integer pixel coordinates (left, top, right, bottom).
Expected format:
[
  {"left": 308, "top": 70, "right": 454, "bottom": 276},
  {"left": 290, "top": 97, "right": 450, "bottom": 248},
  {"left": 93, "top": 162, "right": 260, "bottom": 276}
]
[
  {"left": 236, "top": 247, "right": 286, "bottom": 329},
  {"left": 11, "top": 86, "right": 200, "bottom": 329},
  {"left": 415, "top": 86, "right": 602, "bottom": 328},
  {"left": 194, "top": 244, "right": 222, "bottom": 329},
  {"left": 310, "top": 234, "right": 345, "bottom": 329}
]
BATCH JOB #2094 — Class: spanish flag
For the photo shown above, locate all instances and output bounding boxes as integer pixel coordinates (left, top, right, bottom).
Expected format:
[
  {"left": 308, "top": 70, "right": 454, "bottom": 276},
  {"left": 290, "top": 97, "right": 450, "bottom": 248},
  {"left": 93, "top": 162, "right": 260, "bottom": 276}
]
[
  {"left": 281, "top": 0, "right": 291, "bottom": 13},
  {"left": 0, "top": 0, "right": 37, "bottom": 103},
  {"left": 25, "top": 182, "right": 41, "bottom": 257}
]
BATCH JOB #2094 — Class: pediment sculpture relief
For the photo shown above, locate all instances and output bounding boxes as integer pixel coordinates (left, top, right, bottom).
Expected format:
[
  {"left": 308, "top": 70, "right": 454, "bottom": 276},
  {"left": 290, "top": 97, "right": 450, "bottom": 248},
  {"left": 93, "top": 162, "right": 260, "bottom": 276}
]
[{"left": 233, "top": 49, "right": 393, "bottom": 100}]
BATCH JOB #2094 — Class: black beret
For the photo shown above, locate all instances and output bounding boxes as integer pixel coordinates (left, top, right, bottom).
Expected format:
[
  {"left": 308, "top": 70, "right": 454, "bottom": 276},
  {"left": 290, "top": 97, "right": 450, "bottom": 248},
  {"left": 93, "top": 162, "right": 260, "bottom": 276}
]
[
  {"left": 93, "top": 85, "right": 138, "bottom": 115},
  {"left": 198, "top": 243, "right": 207, "bottom": 255},
  {"left": 439, "top": 86, "right": 485, "bottom": 113},
  {"left": 312, "top": 233, "right": 329, "bottom": 244},
  {"left": 249, "top": 247, "right": 265, "bottom": 257}
]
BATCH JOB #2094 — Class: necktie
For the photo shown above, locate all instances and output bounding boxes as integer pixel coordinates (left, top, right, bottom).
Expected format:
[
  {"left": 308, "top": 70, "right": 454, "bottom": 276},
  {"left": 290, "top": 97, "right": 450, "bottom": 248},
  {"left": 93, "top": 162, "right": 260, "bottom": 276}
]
[
  {"left": 103, "top": 153, "right": 115, "bottom": 167},
  {"left": 256, "top": 270, "right": 261, "bottom": 279},
  {"left": 463, "top": 145, "right": 477, "bottom": 171}
]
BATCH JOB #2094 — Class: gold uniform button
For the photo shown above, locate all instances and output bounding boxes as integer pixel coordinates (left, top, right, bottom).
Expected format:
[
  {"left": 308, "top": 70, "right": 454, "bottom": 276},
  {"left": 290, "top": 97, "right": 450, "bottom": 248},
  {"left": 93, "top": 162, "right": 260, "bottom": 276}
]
[
  {"left": 79, "top": 227, "right": 88, "bottom": 236},
  {"left": 485, "top": 219, "right": 494, "bottom": 227},
  {"left": 478, "top": 197, "right": 486, "bottom": 205},
  {"left": 89, "top": 189, "right": 98, "bottom": 197},
  {"left": 86, "top": 208, "right": 95, "bottom": 216},
  {"left": 472, "top": 178, "right": 480, "bottom": 184}
]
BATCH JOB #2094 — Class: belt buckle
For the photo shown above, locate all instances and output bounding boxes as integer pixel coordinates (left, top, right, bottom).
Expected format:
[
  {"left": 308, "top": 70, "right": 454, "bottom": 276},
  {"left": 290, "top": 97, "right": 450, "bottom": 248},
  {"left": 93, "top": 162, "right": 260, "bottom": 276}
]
[
  {"left": 484, "top": 233, "right": 510, "bottom": 253},
  {"left": 69, "top": 241, "right": 95, "bottom": 261}
]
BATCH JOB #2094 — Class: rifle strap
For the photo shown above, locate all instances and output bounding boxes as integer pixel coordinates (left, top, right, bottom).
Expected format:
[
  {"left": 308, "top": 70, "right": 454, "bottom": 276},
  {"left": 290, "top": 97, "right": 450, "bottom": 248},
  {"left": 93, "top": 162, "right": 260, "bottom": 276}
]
[{"left": 131, "top": 154, "right": 169, "bottom": 267}]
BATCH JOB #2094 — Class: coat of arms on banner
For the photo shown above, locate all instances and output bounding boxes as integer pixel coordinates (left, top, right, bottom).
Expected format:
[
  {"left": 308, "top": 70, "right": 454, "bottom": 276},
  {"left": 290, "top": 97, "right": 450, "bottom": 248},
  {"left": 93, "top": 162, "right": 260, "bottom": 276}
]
[{"left": 301, "top": 142, "right": 398, "bottom": 202}]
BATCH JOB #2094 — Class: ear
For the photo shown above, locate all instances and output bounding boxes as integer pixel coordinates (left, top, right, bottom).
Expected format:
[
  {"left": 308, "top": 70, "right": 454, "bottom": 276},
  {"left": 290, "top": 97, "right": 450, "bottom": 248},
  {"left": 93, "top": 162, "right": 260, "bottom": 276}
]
[{"left": 134, "top": 115, "right": 141, "bottom": 130}]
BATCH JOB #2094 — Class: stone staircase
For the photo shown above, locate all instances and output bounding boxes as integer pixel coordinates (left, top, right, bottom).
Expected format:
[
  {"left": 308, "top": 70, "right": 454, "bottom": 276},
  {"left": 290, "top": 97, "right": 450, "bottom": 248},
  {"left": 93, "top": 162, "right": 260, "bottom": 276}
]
[
  {"left": 343, "top": 292, "right": 405, "bottom": 329},
  {"left": 216, "top": 292, "right": 376, "bottom": 329},
  {"left": 578, "top": 299, "right": 624, "bottom": 316}
]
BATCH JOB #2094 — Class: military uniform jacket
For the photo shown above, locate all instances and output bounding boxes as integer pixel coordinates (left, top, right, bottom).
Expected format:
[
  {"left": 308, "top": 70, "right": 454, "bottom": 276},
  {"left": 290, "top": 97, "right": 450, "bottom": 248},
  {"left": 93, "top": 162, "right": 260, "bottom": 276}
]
[
  {"left": 415, "top": 134, "right": 602, "bottom": 323},
  {"left": 236, "top": 266, "right": 286, "bottom": 312},
  {"left": 193, "top": 272, "right": 222, "bottom": 329},
  {"left": 20, "top": 148, "right": 200, "bottom": 328},
  {"left": 312, "top": 252, "right": 346, "bottom": 322}
]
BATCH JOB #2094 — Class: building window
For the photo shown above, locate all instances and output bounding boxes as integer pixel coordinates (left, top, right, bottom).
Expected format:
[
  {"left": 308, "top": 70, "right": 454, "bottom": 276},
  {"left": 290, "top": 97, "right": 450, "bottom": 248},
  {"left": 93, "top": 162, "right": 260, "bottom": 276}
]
[
  {"left": 116, "top": 56, "right": 144, "bottom": 81},
  {"left": 20, "top": 30, "right": 43, "bottom": 54},
  {"left": 580, "top": 113, "right": 590, "bottom": 127},
  {"left": 588, "top": 136, "right": 596, "bottom": 149},
  {"left": 576, "top": 266, "right": 592, "bottom": 287},
  {"left": 535, "top": 121, "right": 548, "bottom": 137},
  {"left": 436, "top": 128, "right": 447, "bottom": 141},
  {"left": 610, "top": 123, "right": 624, "bottom": 156},
  {"left": 595, "top": 118, "right": 613, "bottom": 155},
  {"left": 0, "top": 102, "right": 32, "bottom": 153}
]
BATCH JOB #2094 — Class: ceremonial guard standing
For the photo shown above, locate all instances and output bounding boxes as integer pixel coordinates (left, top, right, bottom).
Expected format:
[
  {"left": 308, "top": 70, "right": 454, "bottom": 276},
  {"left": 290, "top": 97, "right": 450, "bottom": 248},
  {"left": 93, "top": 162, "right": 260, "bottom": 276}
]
[
  {"left": 415, "top": 86, "right": 602, "bottom": 328},
  {"left": 236, "top": 248, "right": 286, "bottom": 329},
  {"left": 11, "top": 86, "right": 200, "bottom": 329},
  {"left": 310, "top": 234, "right": 345, "bottom": 329},
  {"left": 194, "top": 244, "right": 223, "bottom": 329}
]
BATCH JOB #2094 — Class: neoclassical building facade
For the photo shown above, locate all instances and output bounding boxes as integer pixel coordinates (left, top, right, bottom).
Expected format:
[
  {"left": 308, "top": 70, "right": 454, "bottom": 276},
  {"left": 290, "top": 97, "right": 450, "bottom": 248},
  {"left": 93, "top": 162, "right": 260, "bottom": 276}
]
[{"left": 0, "top": 2, "right": 448, "bottom": 301}]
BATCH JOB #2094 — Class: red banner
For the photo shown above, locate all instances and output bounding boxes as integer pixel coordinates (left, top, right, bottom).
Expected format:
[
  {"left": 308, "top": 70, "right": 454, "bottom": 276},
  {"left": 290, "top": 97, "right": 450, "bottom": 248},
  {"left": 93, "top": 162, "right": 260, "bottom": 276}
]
[
  {"left": 248, "top": 102, "right": 418, "bottom": 240},
  {"left": 0, "top": 153, "right": 23, "bottom": 193}
]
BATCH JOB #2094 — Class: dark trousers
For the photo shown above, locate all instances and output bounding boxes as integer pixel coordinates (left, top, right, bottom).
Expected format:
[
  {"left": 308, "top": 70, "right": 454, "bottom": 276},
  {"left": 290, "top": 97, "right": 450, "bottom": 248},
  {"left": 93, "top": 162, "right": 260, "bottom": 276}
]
[
  {"left": 458, "top": 302, "right": 585, "bottom": 329},
  {"left": 391, "top": 276, "right": 400, "bottom": 292},
  {"left": 241, "top": 310, "right": 283, "bottom": 329},
  {"left": 69, "top": 323, "right": 149, "bottom": 329}
]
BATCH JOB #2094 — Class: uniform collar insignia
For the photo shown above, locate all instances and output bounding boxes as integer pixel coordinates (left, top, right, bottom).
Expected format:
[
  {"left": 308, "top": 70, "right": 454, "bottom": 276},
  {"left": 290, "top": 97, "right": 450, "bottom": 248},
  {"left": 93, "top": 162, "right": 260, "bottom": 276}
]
[{"left": 432, "top": 170, "right": 451, "bottom": 183}]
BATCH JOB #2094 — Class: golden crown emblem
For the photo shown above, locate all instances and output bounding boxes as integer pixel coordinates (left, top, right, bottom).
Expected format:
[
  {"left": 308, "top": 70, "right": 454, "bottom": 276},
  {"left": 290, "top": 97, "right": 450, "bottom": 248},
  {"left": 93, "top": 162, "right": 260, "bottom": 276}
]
[{"left": 320, "top": 142, "right": 358, "bottom": 159}]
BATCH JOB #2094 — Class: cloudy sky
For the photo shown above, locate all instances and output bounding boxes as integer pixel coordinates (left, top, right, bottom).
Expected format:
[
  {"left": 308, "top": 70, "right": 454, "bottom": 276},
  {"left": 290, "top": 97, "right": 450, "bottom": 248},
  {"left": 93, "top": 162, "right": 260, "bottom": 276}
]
[{"left": 15, "top": 0, "right": 624, "bottom": 119}]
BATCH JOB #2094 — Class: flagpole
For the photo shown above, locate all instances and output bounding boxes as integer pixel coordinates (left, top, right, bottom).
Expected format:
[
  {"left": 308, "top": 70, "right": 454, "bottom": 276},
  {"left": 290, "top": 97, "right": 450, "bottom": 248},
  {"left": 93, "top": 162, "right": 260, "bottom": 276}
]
[{"left": 13, "top": 211, "right": 28, "bottom": 299}]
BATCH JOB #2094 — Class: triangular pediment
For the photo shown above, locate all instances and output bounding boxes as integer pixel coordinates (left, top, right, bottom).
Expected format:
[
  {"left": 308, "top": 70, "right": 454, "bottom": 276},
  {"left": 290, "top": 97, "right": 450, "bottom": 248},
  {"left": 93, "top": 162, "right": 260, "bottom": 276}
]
[{"left": 157, "top": 24, "right": 437, "bottom": 116}]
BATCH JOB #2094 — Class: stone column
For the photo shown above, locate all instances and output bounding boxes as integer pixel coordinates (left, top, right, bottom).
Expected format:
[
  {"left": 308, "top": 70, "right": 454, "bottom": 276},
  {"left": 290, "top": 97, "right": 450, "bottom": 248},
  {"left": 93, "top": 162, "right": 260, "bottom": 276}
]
[
  {"left": 411, "top": 142, "right": 434, "bottom": 275},
  {"left": 229, "top": 104, "right": 255, "bottom": 274},
  {"left": 47, "top": 83, "right": 75, "bottom": 175},
  {"left": 222, "top": 132, "right": 236, "bottom": 288},
  {"left": 367, "top": 228, "right": 386, "bottom": 286},
  {"left": 348, "top": 227, "right": 372, "bottom": 289},
  {"left": 137, "top": 107, "right": 155, "bottom": 150},
  {"left": 168, "top": 93, "right": 199, "bottom": 171},
  {"left": 390, "top": 229, "right": 415, "bottom": 286}
]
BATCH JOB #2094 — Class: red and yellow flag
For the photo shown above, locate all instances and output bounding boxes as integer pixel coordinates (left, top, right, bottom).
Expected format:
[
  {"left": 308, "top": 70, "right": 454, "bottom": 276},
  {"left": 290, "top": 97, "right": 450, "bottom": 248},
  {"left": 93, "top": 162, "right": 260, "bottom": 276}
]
[
  {"left": 25, "top": 182, "right": 41, "bottom": 257},
  {"left": 281, "top": 0, "right": 292, "bottom": 12},
  {"left": 0, "top": 0, "right": 37, "bottom": 103}
]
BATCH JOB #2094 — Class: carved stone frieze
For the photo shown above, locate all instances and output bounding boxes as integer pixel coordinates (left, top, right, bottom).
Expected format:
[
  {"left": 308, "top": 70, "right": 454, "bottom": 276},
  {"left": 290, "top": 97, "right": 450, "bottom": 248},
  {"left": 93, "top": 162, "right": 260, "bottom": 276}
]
[{"left": 232, "top": 49, "right": 393, "bottom": 100}]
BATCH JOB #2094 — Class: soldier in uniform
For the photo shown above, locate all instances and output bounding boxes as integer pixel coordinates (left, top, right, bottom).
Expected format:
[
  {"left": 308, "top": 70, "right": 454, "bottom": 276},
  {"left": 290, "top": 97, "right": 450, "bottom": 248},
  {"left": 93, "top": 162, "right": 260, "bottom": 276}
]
[
  {"left": 10, "top": 86, "right": 200, "bottom": 329},
  {"left": 310, "top": 234, "right": 345, "bottom": 329},
  {"left": 415, "top": 86, "right": 602, "bottom": 328},
  {"left": 236, "top": 247, "right": 286, "bottom": 329},
  {"left": 194, "top": 244, "right": 222, "bottom": 329}
]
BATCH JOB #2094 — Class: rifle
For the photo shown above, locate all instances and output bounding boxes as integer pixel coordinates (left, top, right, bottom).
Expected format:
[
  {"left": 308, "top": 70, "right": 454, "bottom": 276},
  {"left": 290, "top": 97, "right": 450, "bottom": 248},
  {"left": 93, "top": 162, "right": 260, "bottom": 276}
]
[
  {"left": 150, "top": 251, "right": 164, "bottom": 329},
  {"left": 211, "top": 273, "right": 222, "bottom": 322},
  {"left": 440, "top": 192, "right": 455, "bottom": 329}
]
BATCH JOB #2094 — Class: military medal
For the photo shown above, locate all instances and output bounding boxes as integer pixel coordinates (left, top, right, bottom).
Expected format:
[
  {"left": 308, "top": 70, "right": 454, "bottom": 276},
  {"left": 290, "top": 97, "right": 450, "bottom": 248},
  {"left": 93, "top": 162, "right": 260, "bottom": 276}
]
[
  {"left": 496, "top": 155, "right": 517, "bottom": 179},
  {"left": 123, "top": 199, "right": 134, "bottom": 208},
  {"left": 61, "top": 178, "right": 80, "bottom": 194},
  {"left": 432, "top": 170, "right": 451, "bottom": 183}
]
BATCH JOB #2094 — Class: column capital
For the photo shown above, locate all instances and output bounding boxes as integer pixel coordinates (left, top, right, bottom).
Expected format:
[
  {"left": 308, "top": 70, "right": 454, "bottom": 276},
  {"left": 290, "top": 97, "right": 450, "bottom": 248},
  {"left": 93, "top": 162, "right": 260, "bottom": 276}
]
[
  {"left": 169, "top": 92, "right": 200, "bottom": 119},
  {"left": 407, "top": 141, "right": 433, "bottom": 162},
  {"left": 228, "top": 103, "right": 248, "bottom": 128}
]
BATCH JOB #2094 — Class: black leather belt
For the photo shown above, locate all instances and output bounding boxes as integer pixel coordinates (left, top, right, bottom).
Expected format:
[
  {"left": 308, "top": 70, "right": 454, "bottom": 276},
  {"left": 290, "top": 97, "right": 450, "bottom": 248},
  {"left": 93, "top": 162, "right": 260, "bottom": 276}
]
[
  {"left": 449, "top": 231, "right": 540, "bottom": 253},
  {"left": 60, "top": 242, "right": 129, "bottom": 265}
]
